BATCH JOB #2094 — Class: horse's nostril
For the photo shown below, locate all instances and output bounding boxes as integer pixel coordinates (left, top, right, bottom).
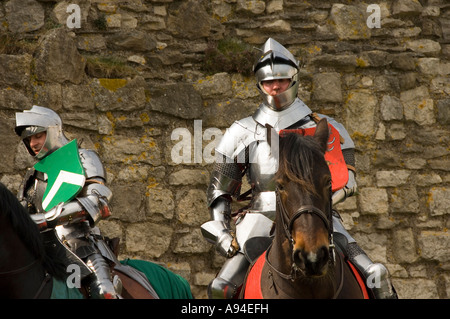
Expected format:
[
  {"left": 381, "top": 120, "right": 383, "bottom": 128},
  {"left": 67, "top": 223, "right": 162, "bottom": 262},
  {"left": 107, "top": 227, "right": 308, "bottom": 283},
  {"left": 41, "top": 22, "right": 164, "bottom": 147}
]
[
  {"left": 319, "top": 246, "right": 329, "bottom": 260},
  {"left": 294, "top": 246, "right": 330, "bottom": 277},
  {"left": 293, "top": 249, "right": 306, "bottom": 271}
]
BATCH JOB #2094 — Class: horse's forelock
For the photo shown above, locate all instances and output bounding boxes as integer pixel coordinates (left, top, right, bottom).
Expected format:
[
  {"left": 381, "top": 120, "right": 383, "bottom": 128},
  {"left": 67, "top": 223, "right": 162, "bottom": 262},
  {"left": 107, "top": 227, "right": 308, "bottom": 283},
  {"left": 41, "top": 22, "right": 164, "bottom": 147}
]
[{"left": 276, "top": 133, "right": 325, "bottom": 195}]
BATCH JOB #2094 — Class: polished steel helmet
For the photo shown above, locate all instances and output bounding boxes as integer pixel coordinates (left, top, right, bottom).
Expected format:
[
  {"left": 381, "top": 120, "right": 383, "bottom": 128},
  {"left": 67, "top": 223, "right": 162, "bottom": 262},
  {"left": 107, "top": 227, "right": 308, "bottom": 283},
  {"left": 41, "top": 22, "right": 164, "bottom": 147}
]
[
  {"left": 15, "top": 105, "right": 69, "bottom": 160},
  {"left": 253, "top": 38, "right": 300, "bottom": 110}
]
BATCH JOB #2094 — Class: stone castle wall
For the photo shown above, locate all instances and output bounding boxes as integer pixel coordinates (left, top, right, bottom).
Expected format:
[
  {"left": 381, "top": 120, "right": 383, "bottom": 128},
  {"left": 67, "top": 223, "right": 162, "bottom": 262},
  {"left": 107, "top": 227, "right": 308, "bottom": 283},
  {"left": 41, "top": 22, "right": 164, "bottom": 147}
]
[{"left": 0, "top": 0, "right": 448, "bottom": 298}]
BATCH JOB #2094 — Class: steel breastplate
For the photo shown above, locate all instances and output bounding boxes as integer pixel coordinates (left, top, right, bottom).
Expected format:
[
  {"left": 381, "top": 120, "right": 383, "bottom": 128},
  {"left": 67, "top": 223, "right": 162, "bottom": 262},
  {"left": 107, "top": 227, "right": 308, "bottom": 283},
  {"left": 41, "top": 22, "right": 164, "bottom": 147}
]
[{"left": 247, "top": 139, "right": 278, "bottom": 220}]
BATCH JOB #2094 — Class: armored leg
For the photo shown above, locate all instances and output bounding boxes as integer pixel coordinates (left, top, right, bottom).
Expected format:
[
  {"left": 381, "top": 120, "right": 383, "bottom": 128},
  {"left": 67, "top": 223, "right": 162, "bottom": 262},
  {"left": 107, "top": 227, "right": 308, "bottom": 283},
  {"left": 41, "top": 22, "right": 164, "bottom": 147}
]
[
  {"left": 332, "top": 214, "right": 397, "bottom": 299},
  {"left": 85, "top": 252, "right": 121, "bottom": 299},
  {"left": 208, "top": 253, "right": 249, "bottom": 299},
  {"left": 57, "top": 225, "right": 122, "bottom": 299}
]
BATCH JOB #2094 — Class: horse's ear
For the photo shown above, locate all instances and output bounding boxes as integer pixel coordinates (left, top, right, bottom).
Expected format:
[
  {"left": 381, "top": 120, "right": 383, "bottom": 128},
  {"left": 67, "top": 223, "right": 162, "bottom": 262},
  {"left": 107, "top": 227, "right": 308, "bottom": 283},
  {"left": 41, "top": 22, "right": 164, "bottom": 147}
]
[{"left": 314, "top": 118, "right": 329, "bottom": 153}]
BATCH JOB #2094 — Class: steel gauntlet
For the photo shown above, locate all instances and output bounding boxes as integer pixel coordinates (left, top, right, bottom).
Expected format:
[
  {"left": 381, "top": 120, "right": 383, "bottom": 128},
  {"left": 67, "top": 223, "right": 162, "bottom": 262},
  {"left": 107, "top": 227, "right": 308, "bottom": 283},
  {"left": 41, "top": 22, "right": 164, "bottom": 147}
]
[{"left": 201, "top": 197, "right": 240, "bottom": 258}]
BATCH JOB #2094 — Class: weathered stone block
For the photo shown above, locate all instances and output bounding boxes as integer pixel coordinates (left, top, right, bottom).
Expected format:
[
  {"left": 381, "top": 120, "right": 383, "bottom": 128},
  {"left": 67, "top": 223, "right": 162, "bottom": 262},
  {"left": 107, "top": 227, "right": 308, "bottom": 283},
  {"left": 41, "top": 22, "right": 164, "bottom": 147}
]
[
  {"left": 0, "top": 117, "right": 19, "bottom": 173},
  {"left": 91, "top": 77, "right": 146, "bottom": 112},
  {"left": 0, "top": 54, "right": 31, "bottom": 87},
  {"left": 394, "top": 279, "right": 438, "bottom": 299},
  {"left": 169, "top": 169, "right": 210, "bottom": 186},
  {"left": 34, "top": 28, "right": 86, "bottom": 84},
  {"left": 330, "top": 4, "right": 370, "bottom": 40},
  {"left": 392, "top": 0, "right": 423, "bottom": 16},
  {"left": 147, "top": 188, "right": 174, "bottom": 220},
  {"left": 236, "top": 0, "right": 266, "bottom": 15},
  {"left": 62, "top": 85, "right": 95, "bottom": 111},
  {"left": 148, "top": 83, "right": 203, "bottom": 119},
  {"left": 390, "top": 187, "right": 420, "bottom": 214},
  {"left": 431, "top": 76, "right": 450, "bottom": 95},
  {"left": 174, "top": 228, "right": 211, "bottom": 254},
  {"left": 392, "top": 228, "right": 419, "bottom": 263},
  {"left": 358, "top": 187, "right": 389, "bottom": 215},
  {"left": 418, "top": 230, "right": 450, "bottom": 262},
  {"left": 428, "top": 187, "right": 450, "bottom": 216},
  {"left": 176, "top": 189, "right": 209, "bottom": 226},
  {"left": 125, "top": 222, "right": 173, "bottom": 257},
  {"left": 406, "top": 39, "right": 441, "bottom": 57},
  {"left": 5, "top": 0, "right": 44, "bottom": 33},
  {"left": 380, "top": 96, "right": 403, "bottom": 121},
  {"left": 110, "top": 185, "right": 146, "bottom": 222},
  {"left": 344, "top": 90, "right": 377, "bottom": 137},
  {"left": 312, "top": 72, "right": 342, "bottom": 103},
  {"left": 358, "top": 51, "right": 392, "bottom": 68},
  {"left": 0, "top": 88, "right": 30, "bottom": 110},
  {"left": 102, "top": 135, "right": 161, "bottom": 166},
  {"left": 400, "top": 86, "right": 436, "bottom": 126},
  {"left": 436, "top": 99, "right": 450, "bottom": 125},
  {"left": 376, "top": 170, "right": 410, "bottom": 187},
  {"left": 194, "top": 73, "right": 233, "bottom": 99},
  {"left": 168, "top": 0, "right": 211, "bottom": 39},
  {"left": 353, "top": 232, "right": 387, "bottom": 263},
  {"left": 108, "top": 30, "right": 157, "bottom": 52}
]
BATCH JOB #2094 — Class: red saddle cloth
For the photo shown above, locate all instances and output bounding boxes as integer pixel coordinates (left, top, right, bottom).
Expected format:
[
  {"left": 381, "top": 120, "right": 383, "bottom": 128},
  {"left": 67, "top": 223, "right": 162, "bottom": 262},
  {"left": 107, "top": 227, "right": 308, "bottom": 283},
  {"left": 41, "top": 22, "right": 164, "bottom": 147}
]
[
  {"left": 279, "top": 123, "right": 349, "bottom": 192},
  {"left": 243, "top": 251, "right": 266, "bottom": 299},
  {"left": 243, "top": 251, "right": 370, "bottom": 299}
]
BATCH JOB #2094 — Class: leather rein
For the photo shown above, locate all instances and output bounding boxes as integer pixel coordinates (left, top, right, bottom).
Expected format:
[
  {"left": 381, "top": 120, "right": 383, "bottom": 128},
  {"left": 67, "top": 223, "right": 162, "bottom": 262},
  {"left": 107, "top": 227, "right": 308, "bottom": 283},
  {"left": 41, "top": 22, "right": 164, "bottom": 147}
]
[{"left": 265, "top": 188, "right": 344, "bottom": 298}]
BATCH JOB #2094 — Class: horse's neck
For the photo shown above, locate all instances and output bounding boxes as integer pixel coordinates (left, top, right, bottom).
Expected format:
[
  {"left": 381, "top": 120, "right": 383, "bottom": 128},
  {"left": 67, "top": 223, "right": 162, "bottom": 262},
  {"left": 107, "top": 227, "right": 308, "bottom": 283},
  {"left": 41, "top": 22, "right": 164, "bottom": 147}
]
[
  {"left": 0, "top": 224, "right": 51, "bottom": 298},
  {"left": 0, "top": 261, "right": 50, "bottom": 298}
]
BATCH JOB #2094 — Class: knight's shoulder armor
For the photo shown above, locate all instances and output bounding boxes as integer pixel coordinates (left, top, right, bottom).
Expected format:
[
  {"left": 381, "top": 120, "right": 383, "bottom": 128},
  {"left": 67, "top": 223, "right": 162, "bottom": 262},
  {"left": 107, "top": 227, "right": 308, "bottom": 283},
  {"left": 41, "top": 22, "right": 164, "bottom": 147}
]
[
  {"left": 315, "top": 114, "right": 355, "bottom": 150},
  {"left": 215, "top": 116, "right": 265, "bottom": 160},
  {"left": 78, "top": 148, "right": 106, "bottom": 181}
]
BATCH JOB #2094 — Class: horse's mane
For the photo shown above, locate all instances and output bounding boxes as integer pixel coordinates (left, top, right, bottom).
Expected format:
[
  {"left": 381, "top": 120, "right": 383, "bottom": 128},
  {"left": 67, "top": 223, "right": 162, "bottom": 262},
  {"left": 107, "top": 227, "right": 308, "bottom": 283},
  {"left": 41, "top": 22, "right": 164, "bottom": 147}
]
[
  {"left": 276, "top": 132, "right": 329, "bottom": 196},
  {"left": 0, "top": 183, "right": 66, "bottom": 279}
]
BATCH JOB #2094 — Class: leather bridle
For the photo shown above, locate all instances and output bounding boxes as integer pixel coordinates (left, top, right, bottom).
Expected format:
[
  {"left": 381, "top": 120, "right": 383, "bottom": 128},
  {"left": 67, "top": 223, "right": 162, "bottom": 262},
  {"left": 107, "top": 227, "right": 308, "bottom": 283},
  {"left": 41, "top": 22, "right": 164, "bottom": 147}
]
[{"left": 265, "top": 187, "right": 336, "bottom": 281}]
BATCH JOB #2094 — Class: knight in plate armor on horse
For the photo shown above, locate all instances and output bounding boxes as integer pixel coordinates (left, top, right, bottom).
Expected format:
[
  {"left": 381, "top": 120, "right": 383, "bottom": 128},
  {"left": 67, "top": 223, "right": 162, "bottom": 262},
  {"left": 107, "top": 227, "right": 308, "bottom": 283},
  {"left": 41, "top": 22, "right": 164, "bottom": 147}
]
[
  {"left": 201, "top": 38, "right": 397, "bottom": 299},
  {"left": 15, "top": 105, "right": 159, "bottom": 299}
]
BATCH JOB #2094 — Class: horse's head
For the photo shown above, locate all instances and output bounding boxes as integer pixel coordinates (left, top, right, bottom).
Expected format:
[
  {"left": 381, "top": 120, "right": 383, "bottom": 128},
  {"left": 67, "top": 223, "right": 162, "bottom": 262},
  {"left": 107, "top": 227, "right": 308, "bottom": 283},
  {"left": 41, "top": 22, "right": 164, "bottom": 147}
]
[{"left": 275, "top": 118, "right": 333, "bottom": 278}]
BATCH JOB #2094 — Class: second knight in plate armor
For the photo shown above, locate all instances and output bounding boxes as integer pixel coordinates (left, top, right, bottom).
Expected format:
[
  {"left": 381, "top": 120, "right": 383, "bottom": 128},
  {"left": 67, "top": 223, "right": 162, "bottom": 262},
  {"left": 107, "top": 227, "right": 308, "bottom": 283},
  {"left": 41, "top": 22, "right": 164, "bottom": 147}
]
[{"left": 201, "top": 38, "right": 397, "bottom": 299}]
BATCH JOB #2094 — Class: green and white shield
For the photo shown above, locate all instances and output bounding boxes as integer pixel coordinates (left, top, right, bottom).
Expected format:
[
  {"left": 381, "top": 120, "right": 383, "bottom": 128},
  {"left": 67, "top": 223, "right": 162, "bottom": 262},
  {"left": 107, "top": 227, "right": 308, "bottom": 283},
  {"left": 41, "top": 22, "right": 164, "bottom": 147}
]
[{"left": 34, "top": 139, "right": 86, "bottom": 212}]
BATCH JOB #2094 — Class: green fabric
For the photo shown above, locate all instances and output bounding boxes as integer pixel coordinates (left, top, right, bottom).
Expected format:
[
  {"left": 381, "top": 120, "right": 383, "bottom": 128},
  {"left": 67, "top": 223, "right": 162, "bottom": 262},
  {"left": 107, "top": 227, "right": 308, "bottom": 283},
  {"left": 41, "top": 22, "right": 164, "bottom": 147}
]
[
  {"left": 120, "top": 259, "right": 193, "bottom": 299},
  {"left": 50, "top": 278, "right": 84, "bottom": 299}
]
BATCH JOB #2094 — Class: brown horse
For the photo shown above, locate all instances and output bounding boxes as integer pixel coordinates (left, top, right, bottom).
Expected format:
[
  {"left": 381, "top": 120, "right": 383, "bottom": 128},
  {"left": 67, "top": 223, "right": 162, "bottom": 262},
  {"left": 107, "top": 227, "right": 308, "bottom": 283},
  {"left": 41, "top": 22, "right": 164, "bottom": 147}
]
[
  {"left": 0, "top": 182, "right": 192, "bottom": 299},
  {"left": 241, "top": 119, "right": 369, "bottom": 299}
]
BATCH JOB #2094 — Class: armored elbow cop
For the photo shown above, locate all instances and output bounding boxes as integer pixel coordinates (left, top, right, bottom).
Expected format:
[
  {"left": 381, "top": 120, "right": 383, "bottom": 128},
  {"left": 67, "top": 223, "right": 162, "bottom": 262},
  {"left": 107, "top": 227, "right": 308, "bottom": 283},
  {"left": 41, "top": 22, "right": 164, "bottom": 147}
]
[{"left": 77, "top": 182, "right": 113, "bottom": 224}]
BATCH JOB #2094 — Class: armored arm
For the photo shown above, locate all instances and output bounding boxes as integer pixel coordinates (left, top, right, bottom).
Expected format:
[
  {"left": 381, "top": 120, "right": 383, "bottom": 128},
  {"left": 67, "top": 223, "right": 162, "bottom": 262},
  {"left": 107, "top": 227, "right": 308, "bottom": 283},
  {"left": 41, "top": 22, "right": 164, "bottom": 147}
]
[
  {"left": 332, "top": 147, "right": 358, "bottom": 206},
  {"left": 32, "top": 149, "right": 113, "bottom": 230},
  {"left": 201, "top": 153, "right": 244, "bottom": 258}
]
